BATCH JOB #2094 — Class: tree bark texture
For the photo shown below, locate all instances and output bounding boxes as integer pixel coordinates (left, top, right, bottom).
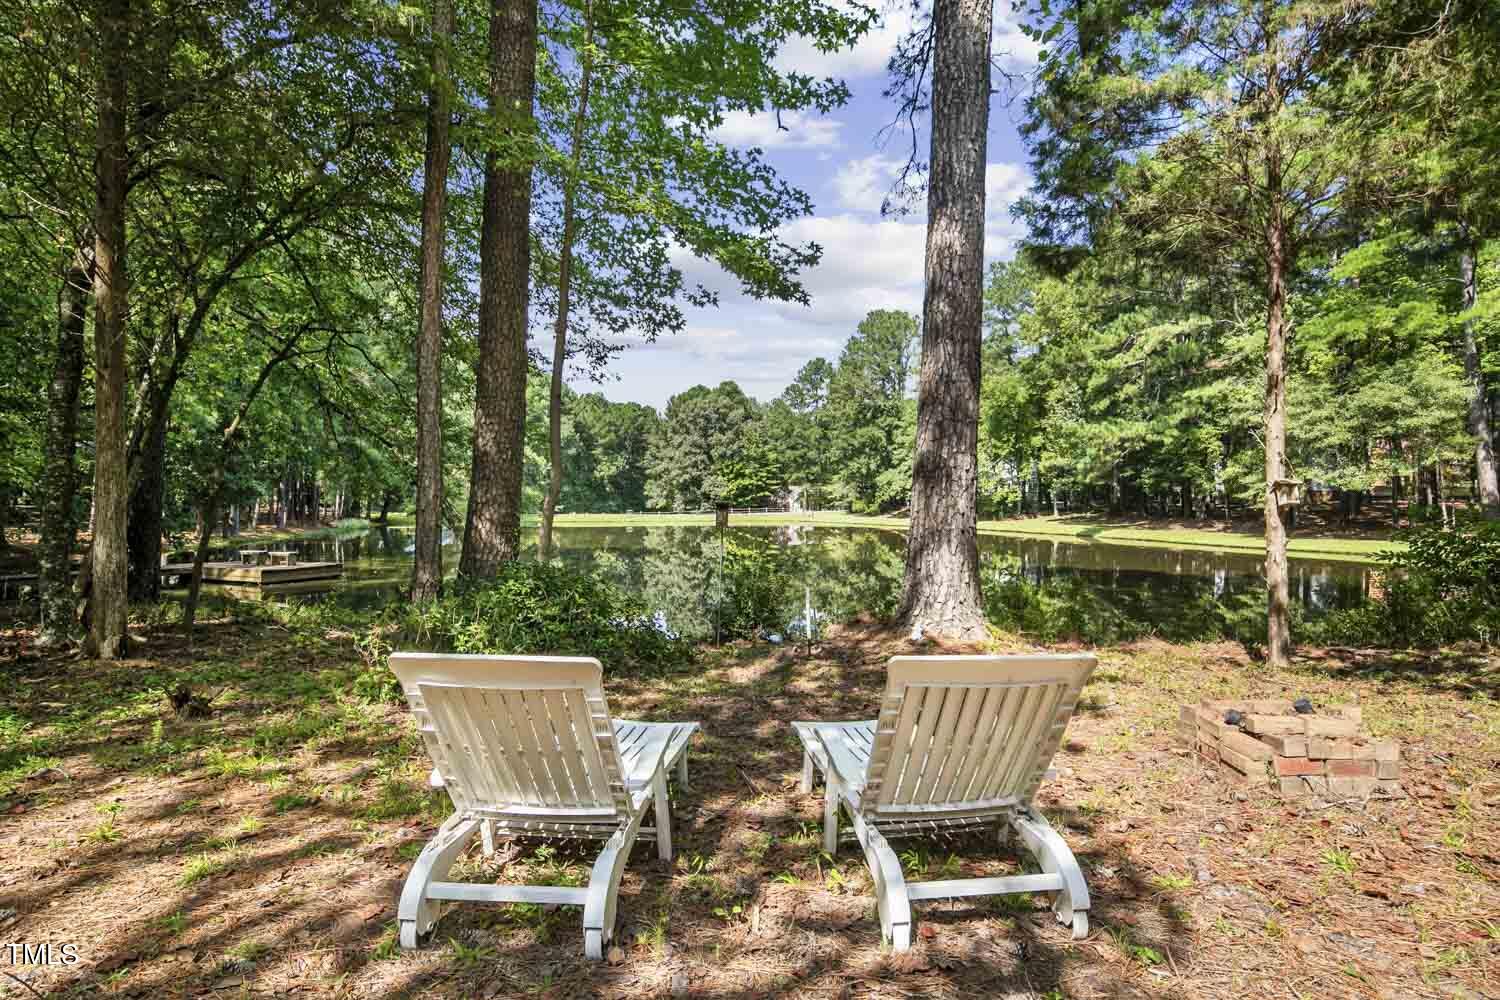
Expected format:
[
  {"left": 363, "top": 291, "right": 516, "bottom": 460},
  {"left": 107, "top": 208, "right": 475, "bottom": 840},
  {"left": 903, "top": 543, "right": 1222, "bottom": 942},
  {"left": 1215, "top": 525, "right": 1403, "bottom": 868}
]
[
  {"left": 412, "top": 0, "right": 454, "bottom": 602},
  {"left": 896, "top": 0, "right": 991, "bottom": 641},
  {"left": 539, "top": 0, "right": 594, "bottom": 561},
  {"left": 1263, "top": 210, "right": 1293, "bottom": 668},
  {"left": 126, "top": 404, "right": 166, "bottom": 601},
  {"left": 88, "top": 0, "right": 131, "bottom": 660},
  {"left": 37, "top": 253, "right": 91, "bottom": 644},
  {"left": 1459, "top": 240, "right": 1500, "bottom": 517},
  {"left": 461, "top": 0, "right": 536, "bottom": 578}
]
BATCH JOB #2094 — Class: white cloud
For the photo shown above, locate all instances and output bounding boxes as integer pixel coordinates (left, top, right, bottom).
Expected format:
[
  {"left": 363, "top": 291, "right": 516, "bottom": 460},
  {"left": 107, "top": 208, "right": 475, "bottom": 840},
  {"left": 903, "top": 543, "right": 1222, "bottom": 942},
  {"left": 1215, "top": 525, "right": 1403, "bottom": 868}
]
[
  {"left": 776, "top": 4, "right": 916, "bottom": 81},
  {"left": 713, "top": 109, "right": 843, "bottom": 150},
  {"left": 830, "top": 153, "right": 905, "bottom": 213},
  {"left": 771, "top": 213, "right": 928, "bottom": 326},
  {"left": 984, "top": 161, "right": 1031, "bottom": 258},
  {"left": 993, "top": 13, "right": 1043, "bottom": 71}
]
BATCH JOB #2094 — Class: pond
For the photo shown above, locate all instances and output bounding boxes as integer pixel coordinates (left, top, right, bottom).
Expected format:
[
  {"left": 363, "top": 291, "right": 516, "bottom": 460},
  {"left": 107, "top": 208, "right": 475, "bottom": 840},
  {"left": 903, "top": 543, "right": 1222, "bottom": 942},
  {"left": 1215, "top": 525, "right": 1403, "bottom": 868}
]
[{"left": 178, "top": 522, "right": 1375, "bottom": 641}]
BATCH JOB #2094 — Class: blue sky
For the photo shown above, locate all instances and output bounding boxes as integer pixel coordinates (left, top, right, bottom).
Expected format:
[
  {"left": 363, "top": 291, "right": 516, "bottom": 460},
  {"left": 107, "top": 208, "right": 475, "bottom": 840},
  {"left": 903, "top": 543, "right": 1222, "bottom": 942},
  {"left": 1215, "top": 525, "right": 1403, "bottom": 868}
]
[{"left": 567, "top": 4, "right": 1040, "bottom": 411}]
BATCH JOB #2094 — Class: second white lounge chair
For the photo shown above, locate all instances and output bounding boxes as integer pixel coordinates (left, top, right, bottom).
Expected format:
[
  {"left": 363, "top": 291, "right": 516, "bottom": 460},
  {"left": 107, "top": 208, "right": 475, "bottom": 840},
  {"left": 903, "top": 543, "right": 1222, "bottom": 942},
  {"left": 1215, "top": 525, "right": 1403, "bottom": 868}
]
[
  {"left": 793, "top": 653, "right": 1096, "bottom": 949},
  {"left": 390, "top": 652, "right": 700, "bottom": 958}
]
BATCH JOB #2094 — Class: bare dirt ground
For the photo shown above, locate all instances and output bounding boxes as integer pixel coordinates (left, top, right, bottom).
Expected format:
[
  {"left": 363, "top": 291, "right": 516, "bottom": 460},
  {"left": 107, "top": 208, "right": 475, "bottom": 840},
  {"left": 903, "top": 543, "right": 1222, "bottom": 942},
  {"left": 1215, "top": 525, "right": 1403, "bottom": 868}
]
[{"left": 1, "top": 613, "right": 1496, "bottom": 999}]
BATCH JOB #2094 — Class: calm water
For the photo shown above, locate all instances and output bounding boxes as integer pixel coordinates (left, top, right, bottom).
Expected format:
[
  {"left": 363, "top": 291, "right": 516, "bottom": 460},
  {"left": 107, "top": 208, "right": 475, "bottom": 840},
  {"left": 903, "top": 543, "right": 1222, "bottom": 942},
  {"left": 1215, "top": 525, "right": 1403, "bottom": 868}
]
[{"left": 177, "top": 522, "right": 1373, "bottom": 639}]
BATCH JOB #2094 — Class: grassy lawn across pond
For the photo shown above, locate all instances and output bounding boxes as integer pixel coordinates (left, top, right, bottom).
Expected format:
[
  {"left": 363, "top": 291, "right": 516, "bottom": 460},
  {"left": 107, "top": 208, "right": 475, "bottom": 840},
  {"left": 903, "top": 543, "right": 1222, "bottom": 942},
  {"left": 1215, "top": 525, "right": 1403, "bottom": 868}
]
[{"left": 541, "top": 511, "right": 1400, "bottom": 562}]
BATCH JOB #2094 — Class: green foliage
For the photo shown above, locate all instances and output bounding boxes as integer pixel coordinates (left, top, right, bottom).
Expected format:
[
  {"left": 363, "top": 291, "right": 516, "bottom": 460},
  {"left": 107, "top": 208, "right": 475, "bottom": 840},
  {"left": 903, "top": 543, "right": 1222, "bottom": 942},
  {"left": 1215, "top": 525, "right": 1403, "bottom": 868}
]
[
  {"left": 366, "top": 562, "right": 694, "bottom": 673},
  {"left": 1307, "top": 519, "right": 1500, "bottom": 648}
]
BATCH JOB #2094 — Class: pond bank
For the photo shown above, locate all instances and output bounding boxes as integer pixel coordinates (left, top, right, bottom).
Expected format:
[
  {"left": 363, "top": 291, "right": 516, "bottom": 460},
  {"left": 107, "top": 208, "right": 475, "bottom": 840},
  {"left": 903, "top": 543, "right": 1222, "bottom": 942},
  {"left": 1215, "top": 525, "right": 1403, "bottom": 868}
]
[{"left": 542, "top": 512, "right": 1398, "bottom": 562}]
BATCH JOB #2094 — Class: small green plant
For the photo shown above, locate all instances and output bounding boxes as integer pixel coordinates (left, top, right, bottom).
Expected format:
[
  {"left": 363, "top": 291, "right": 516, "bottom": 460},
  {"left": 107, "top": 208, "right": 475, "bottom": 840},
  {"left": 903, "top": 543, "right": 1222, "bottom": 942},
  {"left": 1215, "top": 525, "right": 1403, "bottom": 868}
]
[
  {"left": 371, "top": 925, "right": 400, "bottom": 960},
  {"left": 635, "top": 909, "right": 670, "bottom": 954},
  {"left": 712, "top": 901, "right": 746, "bottom": 922},
  {"left": 85, "top": 819, "right": 123, "bottom": 844},
  {"left": 157, "top": 911, "right": 189, "bottom": 935},
  {"left": 181, "top": 852, "right": 233, "bottom": 886},
  {"left": 1108, "top": 926, "right": 1164, "bottom": 967},
  {"left": 229, "top": 939, "right": 270, "bottom": 963},
  {"left": 448, "top": 936, "right": 495, "bottom": 966},
  {"left": 1321, "top": 848, "right": 1356, "bottom": 875},
  {"left": 1150, "top": 872, "right": 1195, "bottom": 892},
  {"left": 742, "top": 831, "right": 774, "bottom": 862},
  {"left": 272, "top": 790, "right": 319, "bottom": 813}
]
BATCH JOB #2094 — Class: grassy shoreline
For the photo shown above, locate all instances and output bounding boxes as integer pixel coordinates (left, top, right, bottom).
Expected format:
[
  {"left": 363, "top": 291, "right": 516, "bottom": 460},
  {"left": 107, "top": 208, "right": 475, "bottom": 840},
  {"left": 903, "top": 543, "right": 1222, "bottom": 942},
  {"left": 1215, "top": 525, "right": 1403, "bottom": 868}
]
[{"left": 540, "top": 511, "right": 1399, "bottom": 562}]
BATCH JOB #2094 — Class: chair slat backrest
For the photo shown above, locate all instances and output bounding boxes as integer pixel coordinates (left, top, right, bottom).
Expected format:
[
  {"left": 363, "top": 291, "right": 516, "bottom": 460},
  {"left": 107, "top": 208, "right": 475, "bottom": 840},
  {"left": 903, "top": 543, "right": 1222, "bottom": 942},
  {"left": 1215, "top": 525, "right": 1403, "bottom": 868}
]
[
  {"left": 865, "top": 655, "right": 1094, "bottom": 816},
  {"left": 390, "top": 653, "right": 631, "bottom": 820}
]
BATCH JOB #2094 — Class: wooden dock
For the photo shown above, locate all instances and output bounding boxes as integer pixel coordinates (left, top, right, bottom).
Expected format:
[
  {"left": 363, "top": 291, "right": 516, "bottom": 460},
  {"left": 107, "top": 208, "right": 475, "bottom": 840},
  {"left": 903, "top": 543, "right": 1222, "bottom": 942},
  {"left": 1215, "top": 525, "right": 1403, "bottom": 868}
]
[{"left": 160, "top": 561, "right": 343, "bottom": 587}]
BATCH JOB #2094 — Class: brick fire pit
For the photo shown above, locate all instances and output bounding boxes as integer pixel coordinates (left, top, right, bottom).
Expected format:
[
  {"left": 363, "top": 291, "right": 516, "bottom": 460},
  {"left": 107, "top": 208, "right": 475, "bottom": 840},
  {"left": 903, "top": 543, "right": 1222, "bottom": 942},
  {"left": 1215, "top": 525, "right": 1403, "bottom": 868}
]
[{"left": 1176, "top": 699, "right": 1403, "bottom": 798}]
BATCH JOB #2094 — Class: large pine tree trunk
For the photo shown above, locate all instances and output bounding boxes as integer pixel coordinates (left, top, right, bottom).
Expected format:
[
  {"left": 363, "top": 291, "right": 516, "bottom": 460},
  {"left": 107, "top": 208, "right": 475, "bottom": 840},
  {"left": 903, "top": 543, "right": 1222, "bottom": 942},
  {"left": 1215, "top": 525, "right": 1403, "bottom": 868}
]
[
  {"left": 1459, "top": 239, "right": 1500, "bottom": 517},
  {"left": 895, "top": 0, "right": 990, "bottom": 641},
  {"left": 461, "top": 0, "right": 536, "bottom": 578},
  {"left": 88, "top": 0, "right": 131, "bottom": 660},
  {"left": 1263, "top": 211, "right": 1293, "bottom": 667},
  {"left": 412, "top": 0, "right": 454, "bottom": 603},
  {"left": 539, "top": 3, "right": 594, "bottom": 561},
  {"left": 37, "top": 252, "right": 91, "bottom": 645}
]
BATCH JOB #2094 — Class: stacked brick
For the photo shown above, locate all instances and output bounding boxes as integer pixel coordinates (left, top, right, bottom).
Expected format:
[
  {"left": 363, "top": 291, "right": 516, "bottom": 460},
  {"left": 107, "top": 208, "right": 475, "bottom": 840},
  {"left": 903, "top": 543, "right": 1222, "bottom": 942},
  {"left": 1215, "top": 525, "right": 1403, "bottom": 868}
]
[{"left": 1176, "top": 699, "right": 1402, "bottom": 798}]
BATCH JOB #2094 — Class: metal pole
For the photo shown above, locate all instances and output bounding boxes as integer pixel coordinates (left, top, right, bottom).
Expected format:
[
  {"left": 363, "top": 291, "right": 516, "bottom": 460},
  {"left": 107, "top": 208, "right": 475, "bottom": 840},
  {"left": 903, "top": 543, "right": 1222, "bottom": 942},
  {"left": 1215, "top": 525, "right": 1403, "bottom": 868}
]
[{"left": 716, "top": 521, "right": 724, "bottom": 645}]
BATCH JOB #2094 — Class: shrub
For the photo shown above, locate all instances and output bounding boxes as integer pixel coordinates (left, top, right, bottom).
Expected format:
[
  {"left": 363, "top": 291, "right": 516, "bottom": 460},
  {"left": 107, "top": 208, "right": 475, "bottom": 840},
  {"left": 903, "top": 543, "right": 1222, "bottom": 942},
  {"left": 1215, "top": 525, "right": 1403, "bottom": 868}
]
[
  {"left": 1304, "top": 517, "right": 1500, "bottom": 648},
  {"left": 360, "top": 562, "right": 694, "bottom": 682}
]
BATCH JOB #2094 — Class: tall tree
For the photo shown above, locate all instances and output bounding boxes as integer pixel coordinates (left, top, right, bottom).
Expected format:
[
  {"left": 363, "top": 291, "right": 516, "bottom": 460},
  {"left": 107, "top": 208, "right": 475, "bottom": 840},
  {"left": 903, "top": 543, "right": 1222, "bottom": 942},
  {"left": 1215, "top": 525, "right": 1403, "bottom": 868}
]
[
  {"left": 826, "top": 310, "right": 918, "bottom": 509},
  {"left": 36, "top": 253, "right": 90, "bottom": 645},
  {"left": 1021, "top": 1, "right": 1393, "bottom": 665},
  {"left": 87, "top": 0, "right": 131, "bottom": 659},
  {"left": 538, "top": 0, "right": 596, "bottom": 559},
  {"left": 894, "top": 0, "right": 991, "bottom": 640},
  {"left": 412, "top": 0, "right": 454, "bottom": 600},
  {"left": 462, "top": 0, "right": 538, "bottom": 578}
]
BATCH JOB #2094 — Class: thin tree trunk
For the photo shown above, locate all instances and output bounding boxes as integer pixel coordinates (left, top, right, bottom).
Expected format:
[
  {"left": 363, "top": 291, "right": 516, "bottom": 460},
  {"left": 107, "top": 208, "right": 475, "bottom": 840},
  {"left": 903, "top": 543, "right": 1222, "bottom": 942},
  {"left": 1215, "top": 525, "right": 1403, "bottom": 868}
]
[
  {"left": 895, "top": 0, "right": 990, "bottom": 641},
  {"left": 412, "top": 0, "right": 454, "bottom": 602},
  {"left": 1263, "top": 208, "right": 1293, "bottom": 668},
  {"left": 37, "top": 253, "right": 91, "bottom": 645},
  {"left": 126, "top": 409, "right": 166, "bottom": 601},
  {"left": 1459, "top": 237, "right": 1500, "bottom": 517},
  {"left": 461, "top": 0, "right": 537, "bottom": 578},
  {"left": 88, "top": 0, "right": 131, "bottom": 660},
  {"left": 184, "top": 334, "right": 302, "bottom": 633},
  {"left": 539, "top": 0, "right": 595, "bottom": 560}
]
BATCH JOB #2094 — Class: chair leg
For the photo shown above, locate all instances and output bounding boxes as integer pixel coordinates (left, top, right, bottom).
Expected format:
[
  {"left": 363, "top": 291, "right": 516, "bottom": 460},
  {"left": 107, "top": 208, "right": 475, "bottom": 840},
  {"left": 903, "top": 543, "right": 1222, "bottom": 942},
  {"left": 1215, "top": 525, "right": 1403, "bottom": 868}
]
[
  {"left": 851, "top": 815, "right": 911, "bottom": 951},
  {"left": 823, "top": 777, "right": 840, "bottom": 854},
  {"left": 653, "top": 770, "right": 673, "bottom": 861},
  {"left": 801, "top": 750, "right": 814, "bottom": 793},
  {"left": 480, "top": 819, "right": 495, "bottom": 856},
  {"left": 582, "top": 799, "right": 650, "bottom": 959},
  {"left": 677, "top": 747, "right": 690, "bottom": 791},
  {"left": 397, "top": 814, "right": 481, "bottom": 948},
  {"left": 1010, "top": 808, "right": 1090, "bottom": 939}
]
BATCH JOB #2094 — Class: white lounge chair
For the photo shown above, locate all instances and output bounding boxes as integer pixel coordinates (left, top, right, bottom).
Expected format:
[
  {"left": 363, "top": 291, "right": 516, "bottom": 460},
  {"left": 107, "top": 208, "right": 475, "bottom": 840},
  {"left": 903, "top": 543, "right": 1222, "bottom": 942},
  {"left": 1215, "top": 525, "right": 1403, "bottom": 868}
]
[
  {"left": 792, "top": 653, "right": 1096, "bottom": 949},
  {"left": 389, "top": 652, "right": 700, "bottom": 958}
]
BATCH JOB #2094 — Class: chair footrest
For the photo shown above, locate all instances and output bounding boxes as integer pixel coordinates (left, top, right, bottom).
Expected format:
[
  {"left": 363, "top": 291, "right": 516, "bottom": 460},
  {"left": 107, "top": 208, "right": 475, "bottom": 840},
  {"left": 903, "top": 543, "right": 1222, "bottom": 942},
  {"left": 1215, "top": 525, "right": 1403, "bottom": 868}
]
[
  {"left": 906, "top": 873, "right": 1064, "bottom": 901},
  {"left": 426, "top": 882, "right": 589, "bottom": 906}
]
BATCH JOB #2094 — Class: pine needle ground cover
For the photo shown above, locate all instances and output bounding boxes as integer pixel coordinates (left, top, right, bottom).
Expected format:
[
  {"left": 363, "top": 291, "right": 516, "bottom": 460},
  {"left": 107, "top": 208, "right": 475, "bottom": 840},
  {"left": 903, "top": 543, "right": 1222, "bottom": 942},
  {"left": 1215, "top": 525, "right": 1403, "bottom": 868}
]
[{"left": 1, "top": 613, "right": 1494, "bottom": 999}]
